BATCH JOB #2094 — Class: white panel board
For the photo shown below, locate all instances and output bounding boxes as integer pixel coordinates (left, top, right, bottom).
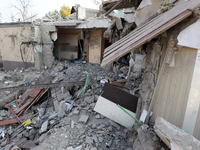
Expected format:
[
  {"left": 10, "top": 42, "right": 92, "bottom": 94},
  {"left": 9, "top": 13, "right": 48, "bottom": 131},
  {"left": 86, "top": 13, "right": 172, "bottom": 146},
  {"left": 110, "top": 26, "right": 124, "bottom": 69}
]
[
  {"left": 182, "top": 49, "right": 200, "bottom": 135},
  {"left": 94, "top": 96, "right": 135, "bottom": 128},
  {"left": 178, "top": 19, "right": 200, "bottom": 49}
]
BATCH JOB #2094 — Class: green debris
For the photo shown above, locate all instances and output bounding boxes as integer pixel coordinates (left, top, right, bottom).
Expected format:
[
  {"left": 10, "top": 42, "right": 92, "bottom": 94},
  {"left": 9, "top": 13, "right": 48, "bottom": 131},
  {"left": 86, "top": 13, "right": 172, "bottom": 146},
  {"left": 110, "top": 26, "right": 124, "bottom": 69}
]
[{"left": 77, "top": 73, "right": 90, "bottom": 98}]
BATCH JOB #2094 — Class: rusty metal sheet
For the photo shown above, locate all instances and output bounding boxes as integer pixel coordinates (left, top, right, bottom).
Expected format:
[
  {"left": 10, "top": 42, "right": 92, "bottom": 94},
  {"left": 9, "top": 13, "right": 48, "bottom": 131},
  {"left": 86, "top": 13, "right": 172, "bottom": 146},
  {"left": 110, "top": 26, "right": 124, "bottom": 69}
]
[
  {"left": 16, "top": 88, "right": 41, "bottom": 109},
  {"left": 28, "top": 88, "right": 41, "bottom": 97},
  {"left": 6, "top": 104, "right": 22, "bottom": 123}
]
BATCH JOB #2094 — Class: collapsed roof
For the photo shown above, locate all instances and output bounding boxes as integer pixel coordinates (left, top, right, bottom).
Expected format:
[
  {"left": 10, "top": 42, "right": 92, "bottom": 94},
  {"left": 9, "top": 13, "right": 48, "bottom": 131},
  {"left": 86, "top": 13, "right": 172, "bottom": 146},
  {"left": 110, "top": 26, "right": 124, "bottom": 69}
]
[{"left": 101, "top": 0, "right": 200, "bottom": 67}]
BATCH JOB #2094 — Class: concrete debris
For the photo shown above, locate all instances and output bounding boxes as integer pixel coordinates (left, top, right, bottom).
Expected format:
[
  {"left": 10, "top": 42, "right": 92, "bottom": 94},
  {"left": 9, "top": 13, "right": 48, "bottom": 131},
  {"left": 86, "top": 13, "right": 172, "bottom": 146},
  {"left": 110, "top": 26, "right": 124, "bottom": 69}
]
[
  {"left": 155, "top": 117, "right": 200, "bottom": 150},
  {"left": 133, "top": 127, "right": 162, "bottom": 150},
  {"left": 78, "top": 115, "right": 89, "bottom": 124},
  {"left": 40, "top": 120, "right": 48, "bottom": 134},
  {"left": 58, "top": 101, "right": 68, "bottom": 118},
  {"left": 84, "top": 96, "right": 95, "bottom": 104}
]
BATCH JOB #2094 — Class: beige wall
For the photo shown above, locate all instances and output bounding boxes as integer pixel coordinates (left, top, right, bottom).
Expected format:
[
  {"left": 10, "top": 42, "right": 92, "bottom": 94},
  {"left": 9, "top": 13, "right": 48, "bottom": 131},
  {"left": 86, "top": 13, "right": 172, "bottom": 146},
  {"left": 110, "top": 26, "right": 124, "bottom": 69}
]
[
  {"left": 0, "top": 26, "right": 34, "bottom": 63},
  {"left": 89, "top": 30, "right": 102, "bottom": 64}
]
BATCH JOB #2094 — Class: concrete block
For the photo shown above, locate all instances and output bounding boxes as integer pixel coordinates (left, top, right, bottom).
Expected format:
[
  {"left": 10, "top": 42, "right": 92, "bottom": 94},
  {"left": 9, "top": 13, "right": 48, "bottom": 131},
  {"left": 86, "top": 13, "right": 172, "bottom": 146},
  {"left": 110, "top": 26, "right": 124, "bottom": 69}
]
[
  {"left": 53, "top": 100, "right": 59, "bottom": 112},
  {"left": 115, "top": 17, "right": 123, "bottom": 30},
  {"left": 34, "top": 52, "right": 43, "bottom": 70},
  {"left": 40, "top": 120, "right": 48, "bottom": 133},
  {"left": 71, "top": 120, "right": 75, "bottom": 129},
  {"left": 155, "top": 117, "right": 200, "bottom": 150},
  {"left": 78, "top": 115, "right": 89, "bottom": 124}
]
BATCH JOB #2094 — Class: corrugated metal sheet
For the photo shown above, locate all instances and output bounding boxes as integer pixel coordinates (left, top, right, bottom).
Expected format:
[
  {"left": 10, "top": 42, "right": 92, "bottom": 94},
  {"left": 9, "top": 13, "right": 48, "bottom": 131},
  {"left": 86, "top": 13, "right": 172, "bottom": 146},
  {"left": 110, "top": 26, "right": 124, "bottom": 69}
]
[{"left": 101, "top": 0, "right": 200, "bottom": 68}]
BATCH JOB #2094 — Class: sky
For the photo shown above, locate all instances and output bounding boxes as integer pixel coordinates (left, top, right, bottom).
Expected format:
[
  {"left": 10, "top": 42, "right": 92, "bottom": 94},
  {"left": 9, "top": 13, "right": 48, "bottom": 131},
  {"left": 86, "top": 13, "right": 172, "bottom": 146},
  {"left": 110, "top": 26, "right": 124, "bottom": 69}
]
[{"left": 0, "top": 0, "right": 100, "bottom": 23}]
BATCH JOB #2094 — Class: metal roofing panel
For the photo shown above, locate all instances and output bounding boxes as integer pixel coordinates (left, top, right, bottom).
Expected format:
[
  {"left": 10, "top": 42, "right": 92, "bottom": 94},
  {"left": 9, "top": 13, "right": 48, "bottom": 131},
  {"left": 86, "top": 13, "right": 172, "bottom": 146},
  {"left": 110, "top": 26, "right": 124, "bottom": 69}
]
[{"left": 101, "top": 0, "right": 200, "bottom": 68}]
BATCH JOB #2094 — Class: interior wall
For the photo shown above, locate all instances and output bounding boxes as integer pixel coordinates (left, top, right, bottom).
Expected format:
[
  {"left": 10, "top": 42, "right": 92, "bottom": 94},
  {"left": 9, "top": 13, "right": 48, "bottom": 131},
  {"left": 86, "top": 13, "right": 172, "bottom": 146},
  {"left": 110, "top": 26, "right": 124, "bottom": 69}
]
[
  {"left": 59, "top": 33, "right": 78, "bottom": 60},
  {"left": 58, "top": 29, "right": 81, "bottom": 60}
]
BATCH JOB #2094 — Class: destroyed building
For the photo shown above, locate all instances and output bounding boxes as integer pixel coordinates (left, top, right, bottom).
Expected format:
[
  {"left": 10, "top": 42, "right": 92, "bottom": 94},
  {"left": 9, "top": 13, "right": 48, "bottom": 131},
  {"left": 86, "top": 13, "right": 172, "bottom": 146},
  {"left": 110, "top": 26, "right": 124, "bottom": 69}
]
[
  {"left": 0, "top": 5, "right": 112, "bottom": 70},
  {"left": 0, "top": 0, "right": 200, "bottom": 150}
]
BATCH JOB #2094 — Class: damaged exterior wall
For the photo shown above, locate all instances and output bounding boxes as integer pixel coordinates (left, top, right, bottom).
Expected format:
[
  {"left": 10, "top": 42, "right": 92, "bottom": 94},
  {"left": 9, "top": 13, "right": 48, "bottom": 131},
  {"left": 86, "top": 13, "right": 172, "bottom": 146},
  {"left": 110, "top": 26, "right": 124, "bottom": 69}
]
[
  {"left": 0, "top": 23, "right": 35, "bottom": 70},
  {"left": 134, "top": 0, "right": 163, "bottom": 26},
  {"left": 149, "top": 17, "right": 200, "bottom": 139},
  {"left": 136, "top": 40, "right": 162, "bottom": 120},
  {"left": 40, "top": 24, "right": 56, "bottom": 68},
  {"left": 88, "top": 30, "right": 103, "bottom": 64}
]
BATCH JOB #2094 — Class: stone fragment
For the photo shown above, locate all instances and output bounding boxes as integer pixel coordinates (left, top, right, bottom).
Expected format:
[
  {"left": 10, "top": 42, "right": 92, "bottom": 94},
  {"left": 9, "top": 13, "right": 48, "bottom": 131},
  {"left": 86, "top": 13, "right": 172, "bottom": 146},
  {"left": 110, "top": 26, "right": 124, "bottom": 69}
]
[
  {"left": 94, "top": 95, "right": 99, "bottom": 101},
  {"left": 0, "top": 111, "right": 7, "bottom": 117},
  {"left": 78, "top": 115, "right": 89, "bottom": 124},
  {"left": 40, "top": 120, "right": 48, "bottom": 133},
  {"left": 91, "top": 124, "right": 97, "bottom": 129},
  {"left": 97, "top": 124, "right": 106, "bottom": 130},
  {"left": 73, "top": 108, "right": 80, "bottom": 115},
  {"left": 66, "top": 147, "right": 74, "bottom": 150},
  {"left": 85, "top": 136, "right": 94, "bottom": 144},
  {"left": 53, "top": 100, "right": 59, "bottom": 111},
  {"left": 60, "top": 140, "right": 69, "bottom": 148},
  {"left": 71, "top": 120, "right": 75, "bottom": 129},
  {"left": 108, "top": 126, "right": 113, "bottom": 132},
  {"left": 75, "top": 145, "right": 82, "bottom": 150},
  {"left": 98, "top": 137, "right": 104, "bottom": 143},
  {"left": 58, "top": 101, "right": 68, "bottom": 118},
  {"left": 95, "top": 114, "right": 101, "bottom": 119},
  {"left": 92, "top": 135, "right": 98, "bottom": 143},
  {"left": 109, "top": 120, "right": 120, "bottom": 130},
  {"left": 84, "top": 96, "right": 94, "bottom": 104}
]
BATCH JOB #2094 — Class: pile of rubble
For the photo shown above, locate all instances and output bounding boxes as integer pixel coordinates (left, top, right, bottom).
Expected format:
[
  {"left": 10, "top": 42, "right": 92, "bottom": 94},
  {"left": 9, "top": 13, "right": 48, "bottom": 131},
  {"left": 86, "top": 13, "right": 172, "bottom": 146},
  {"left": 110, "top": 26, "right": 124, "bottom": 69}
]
[{"left": 0, "top": 60, "right": 167, "bottom": 150}]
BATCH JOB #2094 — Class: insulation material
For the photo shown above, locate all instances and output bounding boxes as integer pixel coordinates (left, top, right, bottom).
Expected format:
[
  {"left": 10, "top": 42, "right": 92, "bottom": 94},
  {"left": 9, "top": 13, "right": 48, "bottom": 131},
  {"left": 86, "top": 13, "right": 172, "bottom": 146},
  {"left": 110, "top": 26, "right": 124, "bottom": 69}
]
[{"left": 177, "top": 19, "right": 200, "bottom": 49}]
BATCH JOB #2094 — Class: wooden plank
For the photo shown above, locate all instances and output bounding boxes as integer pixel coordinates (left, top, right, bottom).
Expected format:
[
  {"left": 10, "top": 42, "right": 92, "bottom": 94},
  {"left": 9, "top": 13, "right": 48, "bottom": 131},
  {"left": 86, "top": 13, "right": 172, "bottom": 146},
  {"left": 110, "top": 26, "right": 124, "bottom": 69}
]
[
  {"left": 101, "top": 0, "right": 200, "bottom": 67},
  {"left": 0, "top": 115, "right": 32, "bottom": 126},
  {"left": 14, "top": 101, "right": 31, "bottom": 114},
  {"left": 101, "top": 10, "right": 192, "bottom": 67},
  {"left": 0, "top": 81, "right": 85, "bottom": 92},
  {"left": 20, "top": 140, "right": 36, "bottom": 149}
]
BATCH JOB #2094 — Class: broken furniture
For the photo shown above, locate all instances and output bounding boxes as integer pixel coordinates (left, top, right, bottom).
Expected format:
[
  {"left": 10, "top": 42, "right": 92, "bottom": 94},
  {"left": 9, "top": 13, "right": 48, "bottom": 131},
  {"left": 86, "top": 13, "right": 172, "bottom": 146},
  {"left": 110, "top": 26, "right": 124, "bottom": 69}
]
[
  {"left": 105, "top": 77, "right": 127, "bottom": 88},
  {"left": 94, "top": 83, "right": 138, "bottom": 128},
  {"left": 0, "top": 88, "right": 48, "bottom": 126}
]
